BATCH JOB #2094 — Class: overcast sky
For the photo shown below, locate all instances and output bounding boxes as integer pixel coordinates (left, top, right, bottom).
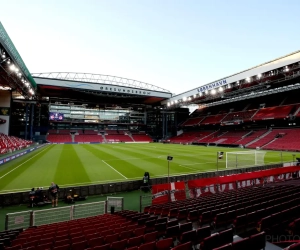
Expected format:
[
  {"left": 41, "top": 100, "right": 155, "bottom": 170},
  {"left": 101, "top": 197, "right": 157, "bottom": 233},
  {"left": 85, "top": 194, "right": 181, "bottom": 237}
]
[{"left": 1, "top": 0, "right": 299, "bottom": 95}]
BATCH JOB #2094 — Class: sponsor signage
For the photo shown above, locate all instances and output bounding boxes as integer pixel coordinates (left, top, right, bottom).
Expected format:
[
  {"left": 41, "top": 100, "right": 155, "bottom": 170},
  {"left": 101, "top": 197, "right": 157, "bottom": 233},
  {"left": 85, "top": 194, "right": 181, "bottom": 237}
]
[
  {"left": 197, "top": 79, "right": 227, "bottom": 93},
  {"left": 99, "top": 84, "right": 152, "bottom": 96},
  {"left": 0, "top": 22, "right": 36, "bottom": 88},
  {"left": 0, "top": 144, "right": 46, "bottom": 166}
]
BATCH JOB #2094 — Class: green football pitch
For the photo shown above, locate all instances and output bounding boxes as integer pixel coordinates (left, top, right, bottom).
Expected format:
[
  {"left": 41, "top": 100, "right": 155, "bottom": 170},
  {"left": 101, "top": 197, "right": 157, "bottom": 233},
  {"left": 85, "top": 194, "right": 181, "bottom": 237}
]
[{"left": 0, "top": 143, "right": 298, "bottom": 193}]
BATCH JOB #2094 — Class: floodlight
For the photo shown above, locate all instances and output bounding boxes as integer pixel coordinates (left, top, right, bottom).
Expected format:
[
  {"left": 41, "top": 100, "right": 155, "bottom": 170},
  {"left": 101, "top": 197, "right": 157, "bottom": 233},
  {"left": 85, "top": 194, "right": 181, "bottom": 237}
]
[
  {"left": 193, "top": 94, "right": 197, "bottom": 98},
  {"left": 1, "top": 53, "right": 5, "bottom": 59},
  {"left": 219, "top": 87, "right": 223, "bottom": 92},
  {"left": 15, "top": 67, "right": 19, "bottom": 72},
  {"left": 9, "top": 64, "right": 15, "bottom": 71},
  {"left": 7, "top": 59, "right": 10, "bottom": 64},
  {"left": 175, "top": 100, "right": 178, "bottom": 103},
  {"left": 211, "top": 89, "right": 216, "bottom": 95},
  {"left": 257, "top": 73, "right": 262, "bottom": 78},
  {"left": 171, "top": 101, "right": 174, "bottom": 105},
  {"left": 205, "top": 90, "right": 208, "bottom": 94},
  {"left": 183, "top": 96, "right": 187, "bottom": 101},
  {"left": 199, "top": 92, "right": 202, "bottom": 97},
  {"left": 188, "top": 97, "right": 191, "bottom": 101},
  {"left": 246, "top": 77, "right": 250, "bottom": 82},
  {"left": 167, "top": 102, "right": 170, "bottom": 106}
]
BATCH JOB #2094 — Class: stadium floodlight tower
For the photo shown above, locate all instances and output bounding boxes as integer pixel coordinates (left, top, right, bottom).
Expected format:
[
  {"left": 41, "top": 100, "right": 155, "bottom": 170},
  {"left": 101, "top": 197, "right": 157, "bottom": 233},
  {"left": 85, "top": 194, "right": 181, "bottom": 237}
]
[{"left": 226, "top": 150, "right": 266, "bottom": 169}]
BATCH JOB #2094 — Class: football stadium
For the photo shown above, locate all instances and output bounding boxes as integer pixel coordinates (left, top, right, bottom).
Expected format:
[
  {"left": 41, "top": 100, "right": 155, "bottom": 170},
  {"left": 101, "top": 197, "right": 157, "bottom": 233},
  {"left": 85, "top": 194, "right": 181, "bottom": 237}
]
[{"left": 1, "top": 17, "right": 300, "bottom": 250}]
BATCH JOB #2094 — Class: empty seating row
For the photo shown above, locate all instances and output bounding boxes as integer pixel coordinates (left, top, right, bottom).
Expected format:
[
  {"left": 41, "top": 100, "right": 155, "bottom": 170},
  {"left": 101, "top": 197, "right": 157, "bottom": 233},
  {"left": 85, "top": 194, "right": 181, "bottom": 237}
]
[{"left": 180, "top": 104, "right": 295, "bottom": 128}]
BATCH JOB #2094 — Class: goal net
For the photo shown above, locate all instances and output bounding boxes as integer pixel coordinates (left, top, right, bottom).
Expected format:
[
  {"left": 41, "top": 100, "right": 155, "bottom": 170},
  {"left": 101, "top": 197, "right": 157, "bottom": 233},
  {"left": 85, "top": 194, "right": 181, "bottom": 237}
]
[{"left": 226, "top": 151, "right": 266, "bottom": 169}]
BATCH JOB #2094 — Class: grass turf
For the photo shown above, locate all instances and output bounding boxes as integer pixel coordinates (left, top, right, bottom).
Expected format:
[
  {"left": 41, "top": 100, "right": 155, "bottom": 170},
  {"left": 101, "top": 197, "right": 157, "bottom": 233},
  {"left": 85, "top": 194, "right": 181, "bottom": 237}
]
[{"left": 0, "top": 143, "right": 298, "bottom": 193}]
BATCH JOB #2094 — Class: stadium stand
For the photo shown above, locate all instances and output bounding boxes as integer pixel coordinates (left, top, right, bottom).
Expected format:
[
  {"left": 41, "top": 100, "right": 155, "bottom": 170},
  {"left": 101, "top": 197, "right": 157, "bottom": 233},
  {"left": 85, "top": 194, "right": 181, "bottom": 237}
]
[
  {"left": 181, "top": 116, "right": 205, "bottom": 127},
  {"left": 252, "top": 105, "right": 294, "bottom": 121},
  {"left": 209, "top": 130, "right": 250, "bottom": 145},
  {"left": 247, "top": 128, "right": 300, "bottom": 150},
  {"left": 131, "top": 133, "right": 152, "bottom": 142},
  {"left": 0, "top": 133, "right": 32, "bottom": 154},
  {"left": 200, "top": 114, "right": 227, "bottom": 125},
  {"left": 234, "top": 129, "right": 268, "bottom": 146},
  {"left": 47, "top": 134, "right": 73, "bottom": 143},
  {"left": 221, "top": 110, "right": 257, "bottom": 124},
  {"left": 74, "top": 134, "right": 104, "bottom": 143},
  {"left": 262, "top": 128, "right": 300, "bottom": 151},
  {"left": 6, "top": 179, "right": 300, "bottom": 250}
]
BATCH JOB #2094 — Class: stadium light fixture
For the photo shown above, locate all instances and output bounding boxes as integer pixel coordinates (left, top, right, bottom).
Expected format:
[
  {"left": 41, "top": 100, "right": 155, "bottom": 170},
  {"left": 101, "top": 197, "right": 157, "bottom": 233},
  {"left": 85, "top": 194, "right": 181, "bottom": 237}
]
[
  {"left": 246, "top": 77, "right": 250, "bottom": 82},
  {"left": 183, "top": 96, "right": 187, "bottom": 101},
  {"left": 175, "top": 100, "right": 178, "bottom": 103},
  {"left": 9, "top": 64, "right": 15, "bottom": 71},
  {"left": 211, "top": 89, "right": 216, "bottom": 95},
  {"left": 205, "top": 90, "right": 208, "bottom": 95},
  {"left": 167, "top": 102, "right": 170, "bottom": 107},
  {"left": 188, "top": 97, "right": 191, "bottom": 101},
  {"left": 257, "top": 73, "right": 262, "bottom": 78},
  {"left": 193, "top": 94, "right": 197, "bottom": 98},
  {"left": 1, "top": 52, "right": 5, "bottom": 59},
  {"left": 199, "top": 92, "right": 202, "bottom": 97},
  {"left": 219, "top": 87, "right": 223, "bottom": 92}
]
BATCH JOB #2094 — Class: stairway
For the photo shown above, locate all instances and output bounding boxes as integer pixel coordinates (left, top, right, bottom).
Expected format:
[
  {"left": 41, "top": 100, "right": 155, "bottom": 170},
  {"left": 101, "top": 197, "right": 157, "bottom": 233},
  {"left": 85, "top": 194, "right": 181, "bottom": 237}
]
[
  {"left": 235, "top": 130, "right": 253, "bottom": 143},
  {"left": 101, "top": 134, "right": 107, "bottom": 143},
  {"left": 245, "top": 129, "right": 272, "bottom": 147},
  {"left": 261, "top": 138, "right": 278, "bottom": 149},
  {"left": 126, "top": 132, "right": 135, "bottom": 142}
]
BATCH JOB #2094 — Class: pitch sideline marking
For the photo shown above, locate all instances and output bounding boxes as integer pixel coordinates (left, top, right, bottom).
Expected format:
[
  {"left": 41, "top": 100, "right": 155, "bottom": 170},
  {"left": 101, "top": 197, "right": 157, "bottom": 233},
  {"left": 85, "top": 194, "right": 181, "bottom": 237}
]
[
  {"left": 178, "top": 165, "right": 198, "bottom": 171},
  {"left": 0, "top": 146, "right": 51, "bottom": 180},
  {"left": 102, "top": 160, "right": 128, "bottom": 179},
  {"left": 179, "top": 161, "right": 217, "bottom": 166}
]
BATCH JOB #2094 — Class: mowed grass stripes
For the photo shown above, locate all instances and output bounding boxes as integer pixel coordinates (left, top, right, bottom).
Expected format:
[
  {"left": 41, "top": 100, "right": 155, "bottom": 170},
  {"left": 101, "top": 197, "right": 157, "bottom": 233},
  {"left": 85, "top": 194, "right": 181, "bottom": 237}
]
[{"left": 0, "top": 143, "right": 298, "bottom": 193}]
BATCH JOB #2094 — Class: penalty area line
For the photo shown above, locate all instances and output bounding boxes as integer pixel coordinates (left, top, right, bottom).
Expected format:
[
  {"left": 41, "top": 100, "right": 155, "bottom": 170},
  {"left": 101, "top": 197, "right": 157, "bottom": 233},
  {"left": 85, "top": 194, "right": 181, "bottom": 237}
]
[{"left": 102, "top": 160, "right": 128, "bottom": 179}]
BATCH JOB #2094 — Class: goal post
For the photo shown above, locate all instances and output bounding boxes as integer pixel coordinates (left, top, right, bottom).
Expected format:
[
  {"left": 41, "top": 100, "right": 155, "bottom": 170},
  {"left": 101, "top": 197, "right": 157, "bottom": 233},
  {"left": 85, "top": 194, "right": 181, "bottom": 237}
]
[{"left": 226, "top": 150, "right": 266, "bottom": 169}]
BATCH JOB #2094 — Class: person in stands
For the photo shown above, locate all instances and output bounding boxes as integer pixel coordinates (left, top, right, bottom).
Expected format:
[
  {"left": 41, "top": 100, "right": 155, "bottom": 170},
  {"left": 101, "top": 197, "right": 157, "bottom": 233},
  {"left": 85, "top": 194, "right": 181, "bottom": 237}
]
[
  {"left": 49, "top": 182, "right": 59, "bottom": 207},
  {"left": 35, "top": 187, "right": 44, "bottom": 203},
  {"left": 29, "top": 188, "right": 36, "bottom": 207}
]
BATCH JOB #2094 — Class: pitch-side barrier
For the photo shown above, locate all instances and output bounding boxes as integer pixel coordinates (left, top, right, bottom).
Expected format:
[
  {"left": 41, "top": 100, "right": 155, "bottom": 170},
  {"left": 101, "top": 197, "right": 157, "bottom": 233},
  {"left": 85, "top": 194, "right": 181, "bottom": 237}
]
[{"left": 5, "top": 197, "right": 123, "bottom": 230}]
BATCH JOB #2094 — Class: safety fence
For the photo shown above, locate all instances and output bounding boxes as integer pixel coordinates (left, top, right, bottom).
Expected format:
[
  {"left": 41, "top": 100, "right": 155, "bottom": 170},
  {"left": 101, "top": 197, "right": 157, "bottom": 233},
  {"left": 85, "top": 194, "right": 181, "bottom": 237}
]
[{"left": 5, "top": 197, "right": 123, "bottom": 230}]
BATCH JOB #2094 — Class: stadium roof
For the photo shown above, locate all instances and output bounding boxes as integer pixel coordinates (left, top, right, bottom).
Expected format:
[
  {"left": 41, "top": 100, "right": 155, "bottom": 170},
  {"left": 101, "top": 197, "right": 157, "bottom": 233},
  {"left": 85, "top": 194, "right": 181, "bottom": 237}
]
[
  {"left": 33, "top": 72, "right": 172, "bottom": 106},
  {"left": 0, "top": 22, "right": 36, "bottom": 98},
  {"left": 163, "top": 50, "right": 300, "bottom": 108},
  {"left": 32, "top": 72, "right": 171, "bottom": 92}
]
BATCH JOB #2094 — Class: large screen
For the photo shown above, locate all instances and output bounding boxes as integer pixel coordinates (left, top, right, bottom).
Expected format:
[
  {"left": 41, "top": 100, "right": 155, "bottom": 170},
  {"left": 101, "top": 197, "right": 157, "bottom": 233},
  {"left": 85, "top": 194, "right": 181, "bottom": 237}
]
[{"left": 49, "top": 112, "right": 64, "bottom": 121}]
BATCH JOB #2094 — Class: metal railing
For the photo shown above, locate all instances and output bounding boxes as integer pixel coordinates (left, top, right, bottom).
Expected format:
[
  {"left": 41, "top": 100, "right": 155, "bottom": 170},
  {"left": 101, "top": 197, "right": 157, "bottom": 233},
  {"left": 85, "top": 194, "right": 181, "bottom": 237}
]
[{"left": 5, "top": 199, "right": 119, "bottom": 230}]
